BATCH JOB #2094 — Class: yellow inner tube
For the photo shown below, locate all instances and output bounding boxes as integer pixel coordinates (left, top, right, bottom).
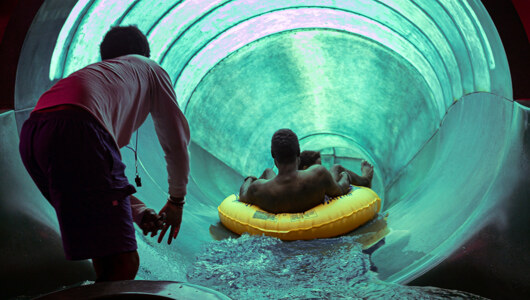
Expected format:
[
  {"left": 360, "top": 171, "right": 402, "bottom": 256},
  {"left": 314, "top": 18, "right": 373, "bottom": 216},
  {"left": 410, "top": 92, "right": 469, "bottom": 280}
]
[{"left": 218, "top": 185, "right": 381, "bottom": 240}]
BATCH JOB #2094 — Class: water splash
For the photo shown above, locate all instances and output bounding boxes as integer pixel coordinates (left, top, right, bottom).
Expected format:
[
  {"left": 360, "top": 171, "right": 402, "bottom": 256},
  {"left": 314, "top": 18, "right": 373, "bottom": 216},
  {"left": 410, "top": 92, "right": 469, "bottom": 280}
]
[{"left": 187, "top": 234, "right": 485, "bottom": 299}]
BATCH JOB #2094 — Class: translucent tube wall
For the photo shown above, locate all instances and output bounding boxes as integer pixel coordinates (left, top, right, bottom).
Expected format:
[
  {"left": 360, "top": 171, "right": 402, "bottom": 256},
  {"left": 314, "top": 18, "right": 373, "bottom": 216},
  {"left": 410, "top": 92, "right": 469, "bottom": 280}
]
[{"left": 4, "top": 0, "right": 528, "bottom": 298}]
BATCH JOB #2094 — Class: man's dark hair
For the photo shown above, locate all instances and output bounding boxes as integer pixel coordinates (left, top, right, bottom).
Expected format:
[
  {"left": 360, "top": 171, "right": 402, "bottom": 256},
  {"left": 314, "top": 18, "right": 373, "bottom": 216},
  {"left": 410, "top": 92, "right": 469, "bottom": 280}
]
[
  {"left": 271, "top": 129, "right": 300, "bottom": 164},
  {"left": 100, "top": 25, "right": 150, "bottom": 60},
  {"left": 298, "top": 150, "right": 321, "bottom": 170}
]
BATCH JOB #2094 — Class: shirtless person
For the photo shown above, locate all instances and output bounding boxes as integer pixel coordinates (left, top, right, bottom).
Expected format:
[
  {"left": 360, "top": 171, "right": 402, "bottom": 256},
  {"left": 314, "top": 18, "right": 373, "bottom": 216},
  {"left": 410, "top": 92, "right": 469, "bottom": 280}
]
[{"left": 239, "top": 129, "right": 373, "bottom": 213}]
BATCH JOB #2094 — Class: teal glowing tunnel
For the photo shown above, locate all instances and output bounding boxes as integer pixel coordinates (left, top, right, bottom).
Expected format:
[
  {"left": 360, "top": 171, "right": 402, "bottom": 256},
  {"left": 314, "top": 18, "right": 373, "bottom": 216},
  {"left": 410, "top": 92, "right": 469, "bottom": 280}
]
[{"left": 2, "top": 0, "right": 529, "bottom": 298}]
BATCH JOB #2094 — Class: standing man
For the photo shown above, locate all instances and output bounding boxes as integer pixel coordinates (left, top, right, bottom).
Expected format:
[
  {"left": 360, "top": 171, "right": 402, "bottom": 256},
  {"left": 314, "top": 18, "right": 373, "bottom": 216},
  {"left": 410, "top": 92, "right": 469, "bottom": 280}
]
[{"left": 19, "top": 26, "right": 190, "bottom": 281}]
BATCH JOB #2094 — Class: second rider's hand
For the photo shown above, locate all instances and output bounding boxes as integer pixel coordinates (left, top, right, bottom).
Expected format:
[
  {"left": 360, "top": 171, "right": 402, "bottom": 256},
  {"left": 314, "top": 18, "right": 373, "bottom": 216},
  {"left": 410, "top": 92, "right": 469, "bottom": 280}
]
[
  {"left": 158, "top": 197, "right": 184, "bottom": 245},
  {"left": 341, "top": 171, "right": 351, "bottom": 183},
  {"left": 339, "top": 171, "right": 351, "bottom": 193},
  {"left": 139, "top": 208, "right": 165, "bottom": 237}
]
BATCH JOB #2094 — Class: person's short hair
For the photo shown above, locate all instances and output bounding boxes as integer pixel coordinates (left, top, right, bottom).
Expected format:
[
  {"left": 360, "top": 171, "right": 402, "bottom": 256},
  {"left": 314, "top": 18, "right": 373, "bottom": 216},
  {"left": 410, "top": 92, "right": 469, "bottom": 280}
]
[
  {"left": 100, "top": 25, "right": 150, "bottom": 60},
  {"left": 271, "top": 129, "right": 300, "bottom": 164},
  {"left": 298, "top": 150, "right": 321, "bottom": 170}
]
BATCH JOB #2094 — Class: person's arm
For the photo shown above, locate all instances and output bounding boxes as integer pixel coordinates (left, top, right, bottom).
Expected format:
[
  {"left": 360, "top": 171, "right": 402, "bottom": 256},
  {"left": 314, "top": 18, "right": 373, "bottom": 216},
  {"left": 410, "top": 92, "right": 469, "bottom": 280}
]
[
  {"left": 315, "top": 166, "right": 350, "bottom": 198},
  {"left": 157, "top": 196, "right": 184, "bottom": 243},
  {"left": 239, "top": 176, "right": 257, "bottom": 203},
  {"left": 330, "top": 164, "right": 370, "bottom": 187},
  {"left": 149, "top": 61, "right": 190, "bottom": 244},
  {"left": 239, "top": 177, "right": 277, "bottom": 212},
  {"left": 336, "top": 171, "right": 351, "bottom": 193},
  {"left": 259, "top": 168, "right": 276, "bottom": 180},
  {"left": 130, "top": 195, "right": 165, "bottom": 236},
  {"left": 130, "top": 195, "right": 148, "bottom": 225}
]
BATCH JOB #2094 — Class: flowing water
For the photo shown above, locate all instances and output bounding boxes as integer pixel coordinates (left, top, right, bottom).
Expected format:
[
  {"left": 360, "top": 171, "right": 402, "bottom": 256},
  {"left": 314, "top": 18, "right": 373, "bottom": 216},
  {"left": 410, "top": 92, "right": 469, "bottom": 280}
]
[
  {"left": 127, "top": 213, "right": 486, "bottom": 299},
  {"left": 186, "top": 234, "right": 485, "bottom": 299}
]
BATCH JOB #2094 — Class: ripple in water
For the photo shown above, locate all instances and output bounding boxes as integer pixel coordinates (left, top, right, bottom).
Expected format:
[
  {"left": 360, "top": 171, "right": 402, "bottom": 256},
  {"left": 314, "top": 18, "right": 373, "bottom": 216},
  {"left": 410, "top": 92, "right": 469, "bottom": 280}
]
[{"left": 187, "top": 234, "right": 485, "bottom": 299}]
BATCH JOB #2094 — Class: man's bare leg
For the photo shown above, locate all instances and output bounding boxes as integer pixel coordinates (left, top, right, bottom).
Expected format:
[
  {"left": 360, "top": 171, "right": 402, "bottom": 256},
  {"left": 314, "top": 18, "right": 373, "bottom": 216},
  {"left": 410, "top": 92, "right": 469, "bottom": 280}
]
[
  {"left": 359, "top": 160, "right": 374, "bottom": 188},
  {"left": 92, "top": 250, "right": 139, "bottom": 282},
  {"left": 330, "top": 161, "right": 374, "bottom": 188}
]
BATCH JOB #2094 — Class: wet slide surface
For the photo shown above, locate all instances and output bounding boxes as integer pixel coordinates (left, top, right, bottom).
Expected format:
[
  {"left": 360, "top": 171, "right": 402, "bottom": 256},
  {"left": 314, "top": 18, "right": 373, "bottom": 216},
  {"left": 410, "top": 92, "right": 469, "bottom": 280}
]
[
  {"left": 1, "top": 0, "right": 530, "bottom": 299},
  {"left": 3, "top": 93, "right": 529, "bottom": 299}
]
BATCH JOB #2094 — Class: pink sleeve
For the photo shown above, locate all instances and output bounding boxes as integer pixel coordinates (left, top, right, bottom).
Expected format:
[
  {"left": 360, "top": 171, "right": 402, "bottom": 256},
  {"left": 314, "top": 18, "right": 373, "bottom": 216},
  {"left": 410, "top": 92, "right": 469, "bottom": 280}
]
[
  {"left": 130, "top": 195, "right": 148, "bottom": 225},
  {"left": 149, "top": 64, "right": 190, "bottom": 198}
]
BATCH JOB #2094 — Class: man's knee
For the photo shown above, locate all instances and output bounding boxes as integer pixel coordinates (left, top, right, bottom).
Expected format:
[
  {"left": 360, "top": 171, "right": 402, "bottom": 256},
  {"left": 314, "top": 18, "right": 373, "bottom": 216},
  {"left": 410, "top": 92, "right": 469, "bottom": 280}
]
[
  {"left": 93, "top": 250, "right": 139, "bottom": 282},
  {"left": 330, "top": 164, "right": 343, "bottom": 172}
]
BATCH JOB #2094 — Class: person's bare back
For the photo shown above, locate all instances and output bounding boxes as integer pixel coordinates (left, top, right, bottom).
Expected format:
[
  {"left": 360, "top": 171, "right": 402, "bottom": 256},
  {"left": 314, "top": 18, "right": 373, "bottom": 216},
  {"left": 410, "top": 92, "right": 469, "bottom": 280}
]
[
  {"left": 242, "top": 164, "right": 352, "bottom": 213},
  {"left": 239, "top": 129, "right": 353, "bottom": 213}
]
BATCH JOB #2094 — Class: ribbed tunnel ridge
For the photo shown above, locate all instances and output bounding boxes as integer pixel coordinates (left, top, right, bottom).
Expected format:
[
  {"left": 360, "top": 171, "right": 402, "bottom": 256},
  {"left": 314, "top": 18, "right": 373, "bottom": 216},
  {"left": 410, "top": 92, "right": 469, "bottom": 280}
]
[{"left": 7, "top": 0, "right": 517, "bottom": 296}]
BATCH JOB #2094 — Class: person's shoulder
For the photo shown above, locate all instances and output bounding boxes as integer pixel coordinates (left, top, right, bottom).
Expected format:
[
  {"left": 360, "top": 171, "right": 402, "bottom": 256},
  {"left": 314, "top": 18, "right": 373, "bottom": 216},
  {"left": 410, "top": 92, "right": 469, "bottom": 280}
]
[
  {"left": 306, "top": 164, "right": 328, "bottom": 176},
  {"left": 247, "top": 178, "right": 271, "bottom": 195},
  {"left": 249, "top": 178, "right": 266, "bottom": 189},
  {"left": 128, "top": 55, "right": 172, "bottom": 78},
  {"left": 114, "top": 55, "right": 173, "bottom": 84},
  {"left": 304, "top": 165, "right": 333, "bottom": 184},
  {"left": 117, "top": 54, "right": 160, "bottom": 68}
]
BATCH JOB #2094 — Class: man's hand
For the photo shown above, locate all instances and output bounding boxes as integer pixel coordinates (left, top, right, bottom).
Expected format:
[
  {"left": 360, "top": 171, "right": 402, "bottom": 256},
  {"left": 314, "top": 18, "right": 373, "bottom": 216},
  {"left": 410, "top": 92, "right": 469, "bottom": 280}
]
[
  {"left": 157, "top": 198, "right": 184, "bottom": 244},
  {"left": 341, "top": 171, "right": 351, "bottom": 183},
  {"left": 339, "top": 171, "right": 351, "bottom": 194},
  {"left": 139, "top": 208, "right": 165, "bottom": 237},
  {"left": 244, "top": 176, "right": 258, "bottom": 183}
]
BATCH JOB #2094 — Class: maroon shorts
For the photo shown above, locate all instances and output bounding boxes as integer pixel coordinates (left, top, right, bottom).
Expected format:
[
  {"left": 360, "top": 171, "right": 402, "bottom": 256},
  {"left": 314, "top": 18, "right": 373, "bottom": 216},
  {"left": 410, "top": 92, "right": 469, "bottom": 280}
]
[{"left": 19, "top": 108, "right": 137, "bottom": 260}]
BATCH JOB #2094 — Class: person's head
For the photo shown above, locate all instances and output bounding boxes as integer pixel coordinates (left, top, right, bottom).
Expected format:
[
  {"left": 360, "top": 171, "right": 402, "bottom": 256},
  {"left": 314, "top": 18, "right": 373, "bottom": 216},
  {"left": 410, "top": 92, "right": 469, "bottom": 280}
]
[
  {"left": 100, "top": 25, "right": 150, "bottom": 60},
  {"left": 271, "top": 129, "right": 300, "bottom": 165},
  {"left": 298, "top": 150, "right": 321, "bottom": 170}
]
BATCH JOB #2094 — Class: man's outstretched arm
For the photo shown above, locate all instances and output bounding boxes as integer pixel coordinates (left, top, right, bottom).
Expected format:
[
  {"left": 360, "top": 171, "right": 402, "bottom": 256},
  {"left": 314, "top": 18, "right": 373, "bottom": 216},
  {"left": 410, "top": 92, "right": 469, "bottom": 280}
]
[
  {"left": 149, "top": 61, "right": 190, "bottom": 245},
  {"left": 330, "top": 162, "right": 373, "bottom": 188},
  {"left": 316, "top": 166, "right": 350, "bottom": 198}
]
